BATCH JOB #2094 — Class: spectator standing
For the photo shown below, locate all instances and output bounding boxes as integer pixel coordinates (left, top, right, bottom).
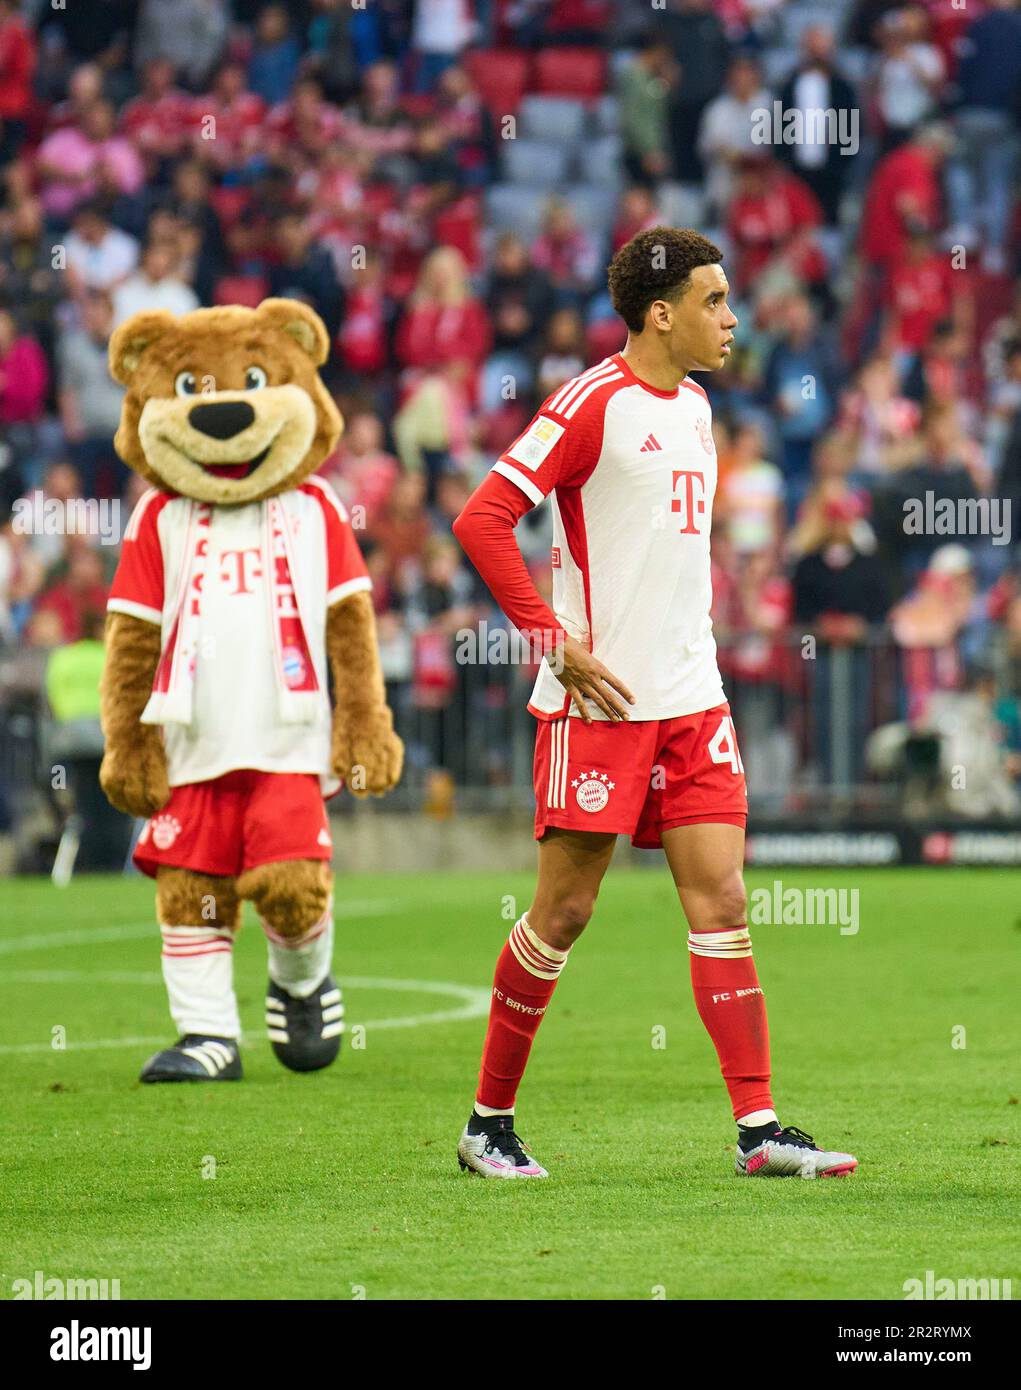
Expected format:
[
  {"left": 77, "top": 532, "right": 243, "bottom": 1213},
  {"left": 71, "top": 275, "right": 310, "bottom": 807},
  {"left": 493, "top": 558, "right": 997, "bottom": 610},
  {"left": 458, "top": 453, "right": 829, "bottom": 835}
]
[
  {"left": 945, "top": 0, "right": 1021, "bottom": 273},
  {"left": 249, "top": 4, "right": 302, "bottom": 107},
  {"left": 111, "top": 238, "right": 200, "bottom": 325},
  {"left": 0, "top": 0, "right": 37, "bottom": 166},
  {"left": 616, "top": 35, "right": 677, "bottom": 186},
  {"left": 697, "top": 54, "right": 772, "bottom": 220},
  {"left": 134, "top": 0, "right": 228, "bottom": 91},
  {"left": 660, "top": 0, "right": 731, "bottom": 182},
  {"left": 776, "top": 25, "right": 858, "bottom": 224},
  {"left": 56, "top": 290, "right": 126, "bottom": 499}
]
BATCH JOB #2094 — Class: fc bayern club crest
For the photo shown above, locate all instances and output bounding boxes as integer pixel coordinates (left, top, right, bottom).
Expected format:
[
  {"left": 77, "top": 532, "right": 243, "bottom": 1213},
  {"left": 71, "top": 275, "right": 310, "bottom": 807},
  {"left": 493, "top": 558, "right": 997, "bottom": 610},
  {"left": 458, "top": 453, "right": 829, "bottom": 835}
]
[
  {"left": 282, "top": 645, "right": 307, "bottom": 688},
  {"left": 572, "top": 769, "right": 615, "bottom": 813},
  {"left": 694, "top": 414, "right": 715, "bottom": 455}
]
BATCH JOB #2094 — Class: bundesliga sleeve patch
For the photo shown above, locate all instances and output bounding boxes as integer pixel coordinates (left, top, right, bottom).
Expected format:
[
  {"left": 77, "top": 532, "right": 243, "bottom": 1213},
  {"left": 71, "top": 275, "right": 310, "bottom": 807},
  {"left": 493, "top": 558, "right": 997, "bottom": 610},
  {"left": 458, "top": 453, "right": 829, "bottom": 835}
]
[{"left": 505, "top": 415, "right": 565, "bottom": 471}]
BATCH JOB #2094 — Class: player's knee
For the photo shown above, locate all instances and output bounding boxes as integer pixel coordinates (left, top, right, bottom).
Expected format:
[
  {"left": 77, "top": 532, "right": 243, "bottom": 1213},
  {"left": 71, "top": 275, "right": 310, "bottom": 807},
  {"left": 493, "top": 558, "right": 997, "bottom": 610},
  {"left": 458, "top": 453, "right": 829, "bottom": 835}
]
[
  {"left": 237, "top": 859, "right": 332, "bottom": 942},
  {"left": 536, "top": 892, "right": 596, "bottom": 950},
  {"left": 715, "top": 872, "right": 748, "bottom": 929}
]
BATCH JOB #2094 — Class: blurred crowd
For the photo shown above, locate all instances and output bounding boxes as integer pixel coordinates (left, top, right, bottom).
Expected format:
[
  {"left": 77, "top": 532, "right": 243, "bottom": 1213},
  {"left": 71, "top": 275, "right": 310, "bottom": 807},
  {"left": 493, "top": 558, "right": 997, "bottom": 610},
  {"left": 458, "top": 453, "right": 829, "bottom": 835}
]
[{"left": 2, "top": 0, "right": 1021, "bottom": 832}]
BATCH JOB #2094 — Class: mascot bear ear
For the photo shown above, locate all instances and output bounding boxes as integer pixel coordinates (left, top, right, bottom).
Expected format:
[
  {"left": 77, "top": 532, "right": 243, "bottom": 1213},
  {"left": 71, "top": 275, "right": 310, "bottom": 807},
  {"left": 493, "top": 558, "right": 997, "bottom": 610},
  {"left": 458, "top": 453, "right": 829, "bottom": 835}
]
[
  {"left": 256, "top": 297, "right": 331, "bottom": 366},
  {"left": 108, "top": 310, "right": 177, "bottom": 385}
]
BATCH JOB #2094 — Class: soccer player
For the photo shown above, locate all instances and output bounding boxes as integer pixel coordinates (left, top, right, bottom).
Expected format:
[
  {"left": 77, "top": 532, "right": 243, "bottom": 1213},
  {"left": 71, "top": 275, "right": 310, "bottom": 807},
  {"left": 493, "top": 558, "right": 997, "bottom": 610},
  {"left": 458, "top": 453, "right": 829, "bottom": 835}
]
[{"left": 451, "top": 228, "right": 858, "bottom": 1180}]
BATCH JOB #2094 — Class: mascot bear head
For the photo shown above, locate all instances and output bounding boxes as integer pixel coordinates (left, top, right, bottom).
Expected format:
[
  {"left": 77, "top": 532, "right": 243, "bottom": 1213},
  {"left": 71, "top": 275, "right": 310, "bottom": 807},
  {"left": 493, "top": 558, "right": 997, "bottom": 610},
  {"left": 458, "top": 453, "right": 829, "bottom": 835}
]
[{"left": 108, "top": 298, "right": 342, "bottom": 505}]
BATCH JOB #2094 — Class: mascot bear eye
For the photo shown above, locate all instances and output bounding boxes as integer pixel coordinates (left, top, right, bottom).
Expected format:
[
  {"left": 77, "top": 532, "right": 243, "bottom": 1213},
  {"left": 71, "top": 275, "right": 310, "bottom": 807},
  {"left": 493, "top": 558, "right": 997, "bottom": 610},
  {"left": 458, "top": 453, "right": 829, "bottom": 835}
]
[
  {"left": 244, "top": 366, "right": 268, "bottom": 391},
  {"left": 175, "top": 372, "right": 198, "bottom": 397}
]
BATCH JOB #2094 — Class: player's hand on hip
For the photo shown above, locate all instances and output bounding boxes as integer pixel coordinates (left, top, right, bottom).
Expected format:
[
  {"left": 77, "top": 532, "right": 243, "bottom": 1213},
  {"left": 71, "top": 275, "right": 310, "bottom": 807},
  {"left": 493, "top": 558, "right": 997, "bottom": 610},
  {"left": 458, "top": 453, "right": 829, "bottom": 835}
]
[{"left": 556, "top": 634, "right": 635, "bottom": 724}]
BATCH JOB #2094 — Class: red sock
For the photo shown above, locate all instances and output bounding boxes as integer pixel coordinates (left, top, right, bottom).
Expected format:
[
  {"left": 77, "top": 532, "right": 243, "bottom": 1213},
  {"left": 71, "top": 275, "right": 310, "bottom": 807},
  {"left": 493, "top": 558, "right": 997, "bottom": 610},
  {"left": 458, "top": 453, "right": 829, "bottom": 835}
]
[
  {"left": 476, "top": 916, "right": 570, "bottom": 1112},
  {"left": 688, "top": 926, "right": 773, "bottom": 1120}
]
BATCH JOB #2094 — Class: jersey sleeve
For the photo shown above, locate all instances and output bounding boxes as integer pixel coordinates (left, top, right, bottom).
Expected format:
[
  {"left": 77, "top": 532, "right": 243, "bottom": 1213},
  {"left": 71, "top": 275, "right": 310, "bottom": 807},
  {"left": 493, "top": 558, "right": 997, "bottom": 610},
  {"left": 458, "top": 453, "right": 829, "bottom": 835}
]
[
  {"left": 491, "top": 377, "right": 611, "bottom": 505},
  {"left": 307, "top": 476, "right": 372, "bottom": 605},
  {"left": 107, "top": 490, "right": 166, "bottom": 625}
]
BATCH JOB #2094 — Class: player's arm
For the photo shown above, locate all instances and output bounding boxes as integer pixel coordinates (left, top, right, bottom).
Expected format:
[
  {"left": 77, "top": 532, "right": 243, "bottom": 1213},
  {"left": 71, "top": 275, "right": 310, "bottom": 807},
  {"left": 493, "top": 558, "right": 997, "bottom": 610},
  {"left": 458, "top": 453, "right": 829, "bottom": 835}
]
[{"left": 452, "top": 415, "right": 635, "bottom": 724}]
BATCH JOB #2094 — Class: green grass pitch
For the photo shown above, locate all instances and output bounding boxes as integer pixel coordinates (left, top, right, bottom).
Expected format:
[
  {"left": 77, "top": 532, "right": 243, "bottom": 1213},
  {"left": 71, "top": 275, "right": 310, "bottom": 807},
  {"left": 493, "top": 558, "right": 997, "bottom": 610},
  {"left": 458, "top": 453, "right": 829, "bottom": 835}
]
[{"left": 1, "top": 867, "right": 1018, "bottom": 1301}]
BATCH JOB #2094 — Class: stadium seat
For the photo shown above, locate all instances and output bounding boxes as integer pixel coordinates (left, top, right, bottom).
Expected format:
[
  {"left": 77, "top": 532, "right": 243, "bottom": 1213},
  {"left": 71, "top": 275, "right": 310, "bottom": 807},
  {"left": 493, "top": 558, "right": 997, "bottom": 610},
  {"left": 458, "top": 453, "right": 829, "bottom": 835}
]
[
  {"left": 518, "top": 95, "right": 587, "bottom": 143},
  {"left": 464, "top": 47, "right": 530, "bottom": 116},
  {"left": 213, "top": 275, "right": 269, "bottom": 308},
  {"left": 560, "top": 183, "right": 618, "bottom": 238},
  {"left": 483, "top": 184, "right": 551, "bottom": 240},
  {"left": 501, "top": 138, "right": 571, "bottom": 188},
  {"left": 593, "top": 94, "right": 619, "bottom": 136},
  {"left": 575, "top": 135, "right": 622, "bottom": 185},
  {"left": 532, "top": 47, "right": 607, "bottom": 100}
]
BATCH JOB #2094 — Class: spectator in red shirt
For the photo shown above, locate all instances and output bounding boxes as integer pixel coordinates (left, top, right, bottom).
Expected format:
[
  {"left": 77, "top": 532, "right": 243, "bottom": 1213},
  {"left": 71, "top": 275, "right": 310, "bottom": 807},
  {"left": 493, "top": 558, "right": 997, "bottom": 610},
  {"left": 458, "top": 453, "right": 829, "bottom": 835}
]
[
  {"left": 119, "top": 57, "right": 192, "bottom": 161},
  {"left": 884, "top": 226, "right": 962, "bottom": 361},
  {"left": 189, "top": 61, "right": 265, "bottom": 174},
  {"left": 320, "top": 410, "right": 400, "bottom": 536},
  {"left": 858, "top": 123, "right": 952, "bottom": 272},
  {"left": 727, "top": 153, "right": 824, "bottom": 291},
  {"left": 34, "top": 543, "right": 110, "bottom": 645},
  {"left": 336, "top": 248, "right": 389, "bottom": 377},
  {"left": 0, "top": 0, "right": 36, "bottom": 165},
  {"left": 530, "top": 199, "right": 600, "bottom": 305},
  {"left": 395, "top": 246, "right": 492, "bottom": 383},
  {"left": 611, "top": 185, "right": 661, "bottom": 254}
]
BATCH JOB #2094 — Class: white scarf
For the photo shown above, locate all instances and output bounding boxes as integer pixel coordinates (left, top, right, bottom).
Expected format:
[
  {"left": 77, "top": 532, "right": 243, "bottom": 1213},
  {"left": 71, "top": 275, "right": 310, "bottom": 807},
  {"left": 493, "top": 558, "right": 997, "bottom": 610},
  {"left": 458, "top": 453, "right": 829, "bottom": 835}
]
[{"left": 141, "top": 497, "right": 320, "bottom": 728}]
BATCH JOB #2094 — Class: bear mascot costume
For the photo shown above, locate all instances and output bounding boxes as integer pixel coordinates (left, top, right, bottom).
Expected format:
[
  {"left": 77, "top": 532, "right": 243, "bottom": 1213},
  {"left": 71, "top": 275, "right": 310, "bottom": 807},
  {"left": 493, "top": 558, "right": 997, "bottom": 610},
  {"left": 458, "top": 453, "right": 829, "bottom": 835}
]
[{"left": 99, "top": 298, "right": 403, "bottom": 1083}]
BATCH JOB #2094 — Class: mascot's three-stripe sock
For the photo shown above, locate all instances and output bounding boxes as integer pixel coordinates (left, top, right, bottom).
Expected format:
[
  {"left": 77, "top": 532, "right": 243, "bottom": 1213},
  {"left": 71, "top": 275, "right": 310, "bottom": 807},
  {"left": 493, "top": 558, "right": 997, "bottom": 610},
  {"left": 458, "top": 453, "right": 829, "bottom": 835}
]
[
  {"left": 160, "top": 925, "right": 241, "bottom": 1040},
  {"left": 688, "top": 926, "right": 775, "bottom": 1123},
  {"left": 263, "top": 905, "right": 333, "bottom": 1000},
  {"left": 475, "top": 916, "right": 570, "bottom": 1114},
  {"left": 160, "top": 905, "right": 334, "bottom": 1038}
]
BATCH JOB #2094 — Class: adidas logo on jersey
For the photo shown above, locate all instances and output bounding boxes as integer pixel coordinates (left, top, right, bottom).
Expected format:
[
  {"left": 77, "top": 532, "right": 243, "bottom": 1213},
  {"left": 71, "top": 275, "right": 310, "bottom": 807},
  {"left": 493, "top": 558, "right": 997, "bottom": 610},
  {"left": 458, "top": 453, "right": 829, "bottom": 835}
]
[{"left": 639, "top": 433, "right": 662, "bottom": 453}]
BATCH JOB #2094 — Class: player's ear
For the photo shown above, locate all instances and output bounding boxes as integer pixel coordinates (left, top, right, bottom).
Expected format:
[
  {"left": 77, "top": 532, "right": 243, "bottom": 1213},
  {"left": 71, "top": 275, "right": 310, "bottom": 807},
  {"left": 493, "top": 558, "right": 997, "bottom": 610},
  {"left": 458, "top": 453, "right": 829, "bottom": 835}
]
[
  {"left": 256, "top": 298, "right": 331, "bottom": 366},
  {"left": 108, "top": 311, "right": 177, "bottom": 385}
]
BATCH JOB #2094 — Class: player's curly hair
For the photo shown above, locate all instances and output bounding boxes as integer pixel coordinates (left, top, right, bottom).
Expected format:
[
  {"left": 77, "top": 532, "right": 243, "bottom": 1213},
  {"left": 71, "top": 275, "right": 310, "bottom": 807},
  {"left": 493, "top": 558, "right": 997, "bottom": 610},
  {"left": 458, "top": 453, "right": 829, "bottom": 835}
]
[{"left": 608, "top": 227, "right": 723, "bottom": 333}]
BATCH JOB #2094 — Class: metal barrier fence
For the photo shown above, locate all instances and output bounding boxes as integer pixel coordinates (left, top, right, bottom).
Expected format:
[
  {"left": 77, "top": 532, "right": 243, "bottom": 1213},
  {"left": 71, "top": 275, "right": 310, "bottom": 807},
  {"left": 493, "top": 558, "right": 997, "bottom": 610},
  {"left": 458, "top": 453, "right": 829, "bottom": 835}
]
[
  {"left": 2, "top": 629, "right": 1019, "bottom": 866},
  {"left": 382, "top": 627, "right": 1020, "bottom": 821}
]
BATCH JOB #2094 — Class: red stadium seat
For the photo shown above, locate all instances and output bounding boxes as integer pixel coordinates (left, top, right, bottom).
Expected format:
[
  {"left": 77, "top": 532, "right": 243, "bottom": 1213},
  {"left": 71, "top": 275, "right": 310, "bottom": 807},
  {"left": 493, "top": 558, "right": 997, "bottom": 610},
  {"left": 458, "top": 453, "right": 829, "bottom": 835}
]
[
  {"left": 464, "top": 48, "right": 530, "bottom": 116},
  {"left": 532, "top": 47, "right": 606, "bottom": 100},
  {"left": 213, "top": 275, "right": 269, "bottom": 309}
]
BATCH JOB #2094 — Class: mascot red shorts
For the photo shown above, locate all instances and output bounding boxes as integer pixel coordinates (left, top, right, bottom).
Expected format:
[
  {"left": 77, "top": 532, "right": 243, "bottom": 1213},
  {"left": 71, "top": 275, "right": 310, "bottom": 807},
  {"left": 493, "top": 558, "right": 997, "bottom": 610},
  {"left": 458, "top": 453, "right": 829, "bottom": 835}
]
[
  {"left": 534, "top": 702, "right": 747, "bottom": 848},
  {"left": 133, "top": 770, "right": 332, "bottom": 879}
]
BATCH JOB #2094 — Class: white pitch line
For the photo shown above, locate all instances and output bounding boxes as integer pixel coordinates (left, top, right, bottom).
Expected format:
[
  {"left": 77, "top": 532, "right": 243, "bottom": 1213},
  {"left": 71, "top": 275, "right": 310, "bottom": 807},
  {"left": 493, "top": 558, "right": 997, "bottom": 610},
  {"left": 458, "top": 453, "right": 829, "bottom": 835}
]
[{"left": 0, "top": 976, "right": 489, "bottom": 1054}]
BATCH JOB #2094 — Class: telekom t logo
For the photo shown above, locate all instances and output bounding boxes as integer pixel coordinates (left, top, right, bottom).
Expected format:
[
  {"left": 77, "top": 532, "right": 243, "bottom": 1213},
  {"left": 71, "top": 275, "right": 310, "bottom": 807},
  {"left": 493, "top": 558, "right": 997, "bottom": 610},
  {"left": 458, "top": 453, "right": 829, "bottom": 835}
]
[
  {"left": 671, "top": 469, "right": 706, "bottom": 535},
  {"left": 221, "top": 547, "right": 262, "bottom": 595}
]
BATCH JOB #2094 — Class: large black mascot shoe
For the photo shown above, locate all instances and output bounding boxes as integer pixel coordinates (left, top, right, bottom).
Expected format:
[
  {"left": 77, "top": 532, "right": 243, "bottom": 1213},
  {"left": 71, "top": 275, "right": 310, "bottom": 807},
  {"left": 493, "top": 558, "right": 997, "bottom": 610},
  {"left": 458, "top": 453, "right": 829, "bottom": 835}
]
[
  {"left": 139, "top": 1036, "right": 243, "bottom": 1083},
  {"left": 265, "top": 975, "right": 344, "bottom": 1072}
]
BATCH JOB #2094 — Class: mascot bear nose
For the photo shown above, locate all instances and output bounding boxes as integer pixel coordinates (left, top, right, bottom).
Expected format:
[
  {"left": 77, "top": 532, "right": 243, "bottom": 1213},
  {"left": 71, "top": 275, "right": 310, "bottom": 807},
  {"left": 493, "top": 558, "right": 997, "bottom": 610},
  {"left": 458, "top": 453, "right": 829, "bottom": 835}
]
[{"left": 188, "top": 400, "right": 255, "bottom": 439}]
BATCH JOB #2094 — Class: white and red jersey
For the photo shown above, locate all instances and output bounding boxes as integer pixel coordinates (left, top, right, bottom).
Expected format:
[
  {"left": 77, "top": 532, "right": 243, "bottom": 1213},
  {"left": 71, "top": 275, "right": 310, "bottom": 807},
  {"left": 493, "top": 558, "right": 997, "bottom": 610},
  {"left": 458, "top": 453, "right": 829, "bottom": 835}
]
[
  {"left": 107, "top": 477, "right": 370, "bottom": 787},
  {"left": 494, "top": 353, "right": 725, "bottom": 722}
]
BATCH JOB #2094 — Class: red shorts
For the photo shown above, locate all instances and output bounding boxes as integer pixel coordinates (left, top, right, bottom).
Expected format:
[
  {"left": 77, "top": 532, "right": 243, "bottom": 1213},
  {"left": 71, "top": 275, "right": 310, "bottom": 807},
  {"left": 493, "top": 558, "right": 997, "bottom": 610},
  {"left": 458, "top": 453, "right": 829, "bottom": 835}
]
[
  {"left": 133, "top": 770, "right": 333, "bottom": 879},
  {"left": 534, "top": 702, "right": 747, "bottom": 848}
]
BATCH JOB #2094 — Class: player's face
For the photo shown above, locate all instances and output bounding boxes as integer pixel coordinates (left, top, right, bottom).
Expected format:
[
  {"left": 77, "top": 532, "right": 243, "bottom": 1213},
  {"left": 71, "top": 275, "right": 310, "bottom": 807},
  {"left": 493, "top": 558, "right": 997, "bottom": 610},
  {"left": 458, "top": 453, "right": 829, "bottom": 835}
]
[{"left": 669, "top": 263, "right": 738, "bottom": 372}]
